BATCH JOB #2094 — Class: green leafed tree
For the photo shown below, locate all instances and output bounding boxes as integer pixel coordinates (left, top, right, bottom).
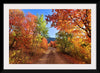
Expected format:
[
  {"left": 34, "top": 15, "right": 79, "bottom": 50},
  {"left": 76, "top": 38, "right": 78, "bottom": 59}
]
[
  {"left": 37, "top": 14, "right": 49, "bottom": 38},
  {"left": 56, "top": 31, "right": 73, "bottom": 52}
]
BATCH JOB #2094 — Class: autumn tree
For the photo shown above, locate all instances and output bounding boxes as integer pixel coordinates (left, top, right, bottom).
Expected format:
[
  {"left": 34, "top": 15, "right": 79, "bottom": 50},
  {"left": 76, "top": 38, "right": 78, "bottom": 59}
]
[
  {"left": 37, "top": 14, "right": 49, "bottom": 38},
  {"left": 9, "top": 9, "right": 49, "bottom": 64},
  {"left": 49, "top": 41, "right": 56, "bottom": 48},
  {"left": 45, "top": 9, "right": 91, "bottom": 63},
  {"left": 9, "top": 9, "right": 38, "bottom": 51},
  {"left": 36, "top": 14, "right": 49, "bottom": 50},
  {"left": 46, "top": 9, "right": 91, "bottom": 41},
  {"left": 20, "top": 12, "right": 37, "bottom": 53},
  {"left": 9, "top": 9, "right": 24, "bottom": 49},
  {"left": 41, "top": 37, "right": 48, "bottom": 49},
  {"left": 56, "top": 31, "right": 73, "bottom": 52}
]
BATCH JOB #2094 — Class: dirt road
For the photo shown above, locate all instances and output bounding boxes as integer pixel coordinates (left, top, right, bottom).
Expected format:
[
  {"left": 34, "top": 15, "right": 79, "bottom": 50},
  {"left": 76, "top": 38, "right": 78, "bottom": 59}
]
[{"left": 35, "top": 47, "right": 69, "bottom": 64}]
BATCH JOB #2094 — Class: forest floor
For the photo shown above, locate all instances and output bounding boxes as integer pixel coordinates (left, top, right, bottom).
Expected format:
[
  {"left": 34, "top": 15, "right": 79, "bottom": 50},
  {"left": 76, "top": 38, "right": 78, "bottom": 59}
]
[{"left": 33, "top": 47, "right": 85, "bottom": 64}]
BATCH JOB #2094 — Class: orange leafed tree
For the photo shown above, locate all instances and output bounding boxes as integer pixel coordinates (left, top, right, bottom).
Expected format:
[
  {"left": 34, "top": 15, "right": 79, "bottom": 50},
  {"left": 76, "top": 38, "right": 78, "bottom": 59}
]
[
  {"left": 9, "top": 9, "right": 24, "bottom": 49},
  {"left": 41, "top": 37, "right": 48, "bottom": 49},
  {"left": 9, "top": 9, "right": 24, "bottom": 32},
  {"left": 9, "top": 9, "right": 37, "bottom": 50},
  {"left": 46, "top": 9, "right": 91, "bottom": 63},
  {"left": 46, "top": 9, "right": 91, "bottom": 42},
  {"left": 49, "top": 41, "right": 56, "bottom": 48}
]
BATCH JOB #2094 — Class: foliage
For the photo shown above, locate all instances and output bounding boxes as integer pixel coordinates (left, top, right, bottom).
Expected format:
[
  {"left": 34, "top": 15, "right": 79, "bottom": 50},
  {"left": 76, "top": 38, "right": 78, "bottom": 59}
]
[
  {"left": 46, "top": 9, "right": 91, "bottom": 41},
  {"left": 9, "top": 9, "right": 91, "bottom": 64},
  {"left": 41, "top": 37, "right": 48, "bottom": 49},
  {"left": 49, "top": 41, "right": 56, "bottom": 48},
  {"left": 46, "top": 9, "right": 91, "bottom": 63},
  {"left": 56, "top": 31, "right": 73, "bottom": 52},
  {"left": 37, "top": 14, "right": 49, "bottom": 38},
  {"left": 9, "top": 9, "right": 49, "bottom": 64}
]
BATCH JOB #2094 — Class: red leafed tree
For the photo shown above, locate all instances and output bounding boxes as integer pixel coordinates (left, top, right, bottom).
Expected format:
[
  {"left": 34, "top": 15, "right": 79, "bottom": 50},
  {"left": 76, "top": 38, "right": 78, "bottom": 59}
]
[
  {"left": 21, "top": 12, "right": 37, "bottom": 51},
  {"left": 46, "top": 9, "right": 91, "bottom": 40},
  {"left": 41, "top": 37, "right": 48, "bottom": 49},
  {"left": 9, "top": 9, "right": 24, "bottom": 32},
  {"left": 49, "top": 41, "right": 56, "bottom": 48},
  {"left": 9, "top": 9, "right": 24, "bottom": 49},
  {"left": 9, "top": 9, "right": 37, "bottom": 50},
  {"left": 16, "top": 12, "right": 37, "bottom": 51}
]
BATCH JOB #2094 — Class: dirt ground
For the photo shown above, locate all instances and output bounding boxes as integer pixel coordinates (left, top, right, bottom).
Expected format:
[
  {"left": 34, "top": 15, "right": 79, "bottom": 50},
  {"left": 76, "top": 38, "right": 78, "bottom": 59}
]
[{"left": 34, "top": 47, "right": 85, "bottom": 64}]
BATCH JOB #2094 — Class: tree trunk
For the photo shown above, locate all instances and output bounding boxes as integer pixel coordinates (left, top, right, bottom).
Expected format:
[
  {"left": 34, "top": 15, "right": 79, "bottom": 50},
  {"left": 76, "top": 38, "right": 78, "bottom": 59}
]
[{"left": 9, "top": 38, "right": 15, "bottom": 49}]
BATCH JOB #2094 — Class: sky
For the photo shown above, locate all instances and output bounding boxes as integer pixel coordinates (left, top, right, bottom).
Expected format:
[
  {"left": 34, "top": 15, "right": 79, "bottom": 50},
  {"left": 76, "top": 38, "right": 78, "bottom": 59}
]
[{"left": 22, "top": 9, "right": 59, "bottom": 38}]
